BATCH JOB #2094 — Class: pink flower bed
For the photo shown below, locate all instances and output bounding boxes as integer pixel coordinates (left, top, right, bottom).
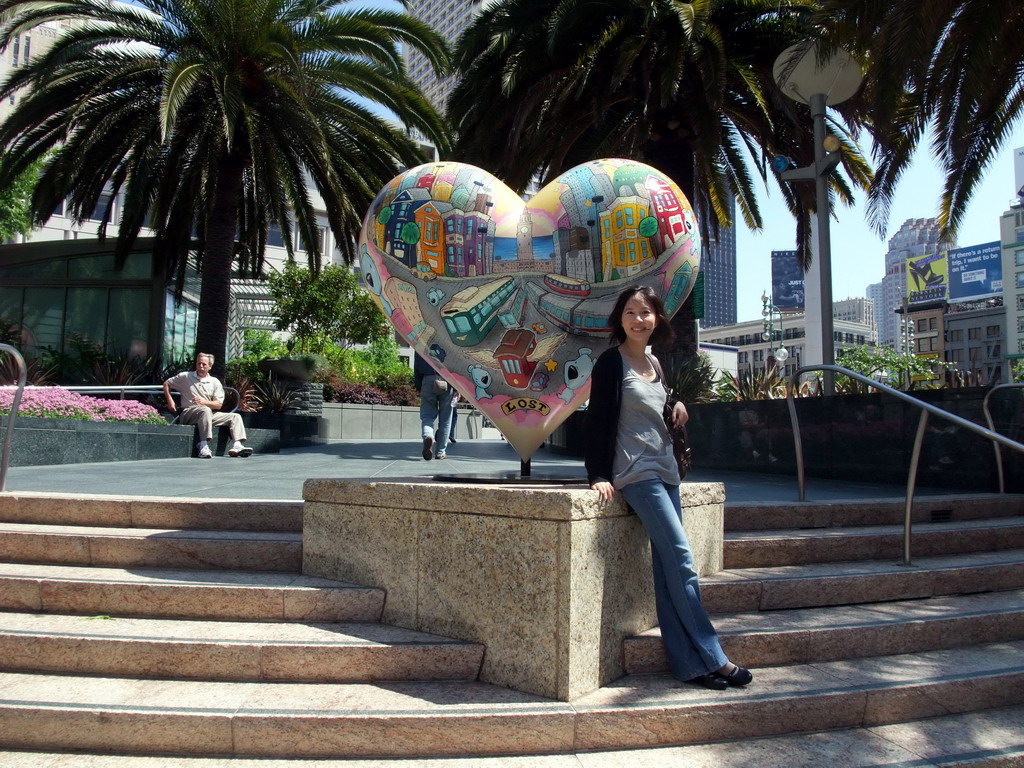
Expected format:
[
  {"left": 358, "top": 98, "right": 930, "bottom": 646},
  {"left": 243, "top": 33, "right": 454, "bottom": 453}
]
[{"left": 0, "top": 387, "right": 165, "bottom": 424}]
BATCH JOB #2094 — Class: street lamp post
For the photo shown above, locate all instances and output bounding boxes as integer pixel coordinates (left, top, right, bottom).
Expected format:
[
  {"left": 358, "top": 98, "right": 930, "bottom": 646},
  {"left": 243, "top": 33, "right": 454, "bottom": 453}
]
[
  {"left": 761, "top": 291, "right": 789, "bottom": 373},
  {"left": 772, "top": 43, "right": 863, "bottom": 395}
]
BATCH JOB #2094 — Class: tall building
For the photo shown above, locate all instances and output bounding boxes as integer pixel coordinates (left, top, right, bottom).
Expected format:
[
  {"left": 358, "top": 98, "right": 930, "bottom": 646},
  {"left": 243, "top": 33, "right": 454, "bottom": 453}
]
[
  {"left": 879, "top": 218, "right": 951, "bottom": 349},
  {"left": 0, "top": 20, "right": 74, "bottom": 125},
  {"left": 698, "top": 195, "right": 737, "bottom": 328},
  {"left": 834, "top": 297, "right": 876, "bottom": 343},
  {"left": 701, "top": 310, "right": 874, "bottom": 380},
  {"left": 1001, "top": 145, "right": 1024, "bottom": 367},
  {"left": 866, "top": 281, "right": 883, "bottom": 322},
  {"left": 406, "top": 1, "right": 498, "bottom": 111}
]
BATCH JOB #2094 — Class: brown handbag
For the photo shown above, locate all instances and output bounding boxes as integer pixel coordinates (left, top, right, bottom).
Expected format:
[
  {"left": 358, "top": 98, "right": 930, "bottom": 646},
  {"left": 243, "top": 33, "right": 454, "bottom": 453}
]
[
  {"left": 653, "top": 357, "right": 692, "bottom": 479},
  {"left": 662, "top": 402, "right": 693, "bottom": 479}
]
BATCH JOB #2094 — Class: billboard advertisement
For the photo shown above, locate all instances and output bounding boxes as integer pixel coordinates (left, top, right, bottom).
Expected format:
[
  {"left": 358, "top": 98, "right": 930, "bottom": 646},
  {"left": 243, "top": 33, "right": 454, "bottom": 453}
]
[
  {"left": 771, "top": 249, "right": 804, "bottom": 310},
  {"left": 906, "top": 251, "right": 947, "bottom": 305},
  {"left": 947, "top": 241, "right": 1002, "bottom": 302}
]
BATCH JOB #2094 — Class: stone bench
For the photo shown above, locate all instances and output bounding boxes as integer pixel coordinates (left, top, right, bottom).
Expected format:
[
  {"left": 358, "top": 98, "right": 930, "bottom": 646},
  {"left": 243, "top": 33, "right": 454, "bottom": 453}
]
[{"left": 302, "top": 479, "right": 724, "bottom": 701}]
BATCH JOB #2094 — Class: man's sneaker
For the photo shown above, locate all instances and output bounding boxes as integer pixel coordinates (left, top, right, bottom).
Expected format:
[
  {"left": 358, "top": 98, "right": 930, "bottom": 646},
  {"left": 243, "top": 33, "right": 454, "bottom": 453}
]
[
  {"left": 435, "top": 452, "right": 447, "bottom": 460},
  {"left": 422, "top": 435, "right": 434, "bottom": 461},
  {"left": 229, "top": 442, "right": 253, "bottom": 458},
  {"left": 197, "top": 445, "right": 213, "bottom": 459}
]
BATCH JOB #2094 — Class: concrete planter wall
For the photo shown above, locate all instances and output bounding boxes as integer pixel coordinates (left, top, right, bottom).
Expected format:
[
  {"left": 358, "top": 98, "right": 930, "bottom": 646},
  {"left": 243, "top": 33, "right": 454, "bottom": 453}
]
[
  {"left": 319, "top": 403, "right": 483, "bottom": 441},
  {"left": 0, "top": 417, "right": 194, "bottom": 466},
  {"left": 549, "top": 387, "right": 1024, "bottom": 493}
]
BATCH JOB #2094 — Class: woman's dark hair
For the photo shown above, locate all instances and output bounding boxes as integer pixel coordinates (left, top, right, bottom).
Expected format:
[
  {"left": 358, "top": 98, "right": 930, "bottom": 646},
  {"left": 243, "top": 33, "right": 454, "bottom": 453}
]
[{"left": 607, "top": 285, "right": 675, "bottom": 346}]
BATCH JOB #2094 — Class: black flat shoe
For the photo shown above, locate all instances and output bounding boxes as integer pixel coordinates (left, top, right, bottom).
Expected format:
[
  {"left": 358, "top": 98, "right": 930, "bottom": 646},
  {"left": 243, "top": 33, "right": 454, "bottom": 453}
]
[
  {"left": 686, "top": 673, "right": 729, "bottom": 690},
  {"left": 718, "top": 665, "right": 753, "bottom": 687}
]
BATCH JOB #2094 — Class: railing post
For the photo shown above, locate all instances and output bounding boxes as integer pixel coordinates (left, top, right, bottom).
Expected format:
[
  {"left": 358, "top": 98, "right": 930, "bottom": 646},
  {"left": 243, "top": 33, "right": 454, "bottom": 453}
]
[
  {"left": 0, "top": 344, "right": 28, "bottom": 493},
  {"left": 903, "top": 409, "right": 929, "bottom": 567},
  {"left": 785, "top": 383, "right": 806, "bottom": 501},
  {"left": 982, "top": 383, "right": 1024, "bottom": 495}
]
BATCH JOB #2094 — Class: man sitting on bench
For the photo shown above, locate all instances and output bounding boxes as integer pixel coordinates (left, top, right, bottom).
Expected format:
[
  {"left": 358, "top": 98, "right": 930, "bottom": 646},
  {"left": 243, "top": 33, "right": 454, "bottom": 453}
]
[{"left": 163, "top": 353, "right": 252, "bottom": 459}]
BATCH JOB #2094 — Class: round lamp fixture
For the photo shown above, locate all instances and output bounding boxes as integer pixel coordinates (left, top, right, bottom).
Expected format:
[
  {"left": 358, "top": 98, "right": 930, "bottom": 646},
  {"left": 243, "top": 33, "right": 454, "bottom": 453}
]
[
  {"left": 775, "top": 346, "right": 790, "bottom": 363},
  {"left": 823, "top": 135, "right": 841, "bottom": 153}
]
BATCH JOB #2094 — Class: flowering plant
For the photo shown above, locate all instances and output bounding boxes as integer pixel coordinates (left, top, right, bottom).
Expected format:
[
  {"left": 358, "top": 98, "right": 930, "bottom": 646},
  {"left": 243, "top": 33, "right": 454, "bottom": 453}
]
[{"left": 0, "top": 387, "right": 165, "bottom": 424}]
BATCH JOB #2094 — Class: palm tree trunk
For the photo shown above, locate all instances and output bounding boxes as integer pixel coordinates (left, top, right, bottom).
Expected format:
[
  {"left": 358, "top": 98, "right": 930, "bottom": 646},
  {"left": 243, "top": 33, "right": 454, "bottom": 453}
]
[
  {"left": 195, "top": 150, "right": 246, "bottom": 380},
  {"left": 644, "top": 140, "right": 699, "bottom": 363}
]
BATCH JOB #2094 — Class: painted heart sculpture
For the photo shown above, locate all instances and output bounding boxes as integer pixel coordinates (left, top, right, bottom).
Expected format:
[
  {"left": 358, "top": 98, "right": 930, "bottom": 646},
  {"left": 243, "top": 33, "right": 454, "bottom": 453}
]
[{"left": 358, "top": 158, "right": 701, "bottom": 462}]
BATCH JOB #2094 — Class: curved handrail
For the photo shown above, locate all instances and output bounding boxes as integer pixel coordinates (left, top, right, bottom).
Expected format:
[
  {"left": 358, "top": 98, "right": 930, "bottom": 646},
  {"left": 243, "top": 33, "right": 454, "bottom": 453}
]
[
  {"left": 786, "top": 364, "right": 1024, "bottom": 566},
  {"left": 982, "top": 383, "right": 1024, "bottom": 493},
  {"left": 0, "top": 344, "right": 27, "bottom": 493}
]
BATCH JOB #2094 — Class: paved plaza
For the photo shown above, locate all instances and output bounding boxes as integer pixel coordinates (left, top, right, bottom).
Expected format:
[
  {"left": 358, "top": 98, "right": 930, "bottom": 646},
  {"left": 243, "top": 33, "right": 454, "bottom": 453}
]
[{"left": 4, "top": 434, "right": 957, "bottom": 503}]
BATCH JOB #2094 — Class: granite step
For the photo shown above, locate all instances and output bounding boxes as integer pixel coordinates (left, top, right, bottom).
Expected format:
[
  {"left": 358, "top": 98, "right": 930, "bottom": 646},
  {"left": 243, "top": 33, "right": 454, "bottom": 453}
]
[
  {"left": 0, "top": 641, "right": 1021, "bottom": 758},
  {"left": 725, "top": 493, "right": 1024, "bottom": 531},
  {"left": 0, "top": 492, "right": 303, "bottom": 532},
  {"left": 625, "top": 589, "right": 1024, "bottom": 674},
  {"left": 3, "top": 703, "right": 1023, "bottom": 766},
  {"left": 704, "top": 548, "right": 1024, "bottom": 613},
  {"left": 572, "top": 641, "right": 1024, "bottom": 753},
  {"left": 724, "top": 517, "right": 1024, "bottom": 568},
  {"left": 0, "top": 611, "right": 484, "bottom": 683},
  {"left": 0, "top": 562, "right": 383, "bottom": 622},
  {"left": 0, "top": 522, "right": 302, "bottom": 571}
]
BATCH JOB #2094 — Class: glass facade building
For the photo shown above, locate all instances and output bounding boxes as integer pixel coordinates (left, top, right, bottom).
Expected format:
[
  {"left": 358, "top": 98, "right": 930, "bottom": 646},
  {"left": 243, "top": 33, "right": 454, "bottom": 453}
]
[{"left": 0, "top": 238, "right": 200, "bottom": 366}]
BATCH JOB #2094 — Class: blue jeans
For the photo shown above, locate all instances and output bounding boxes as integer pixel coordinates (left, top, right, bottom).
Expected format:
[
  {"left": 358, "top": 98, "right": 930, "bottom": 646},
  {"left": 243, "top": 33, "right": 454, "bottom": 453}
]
[
  {"left": 621, "top": 479, "right": 728, "bottom": 681},
  {"left": 419, "top": 376, "right": 455, "bottom": 456}
]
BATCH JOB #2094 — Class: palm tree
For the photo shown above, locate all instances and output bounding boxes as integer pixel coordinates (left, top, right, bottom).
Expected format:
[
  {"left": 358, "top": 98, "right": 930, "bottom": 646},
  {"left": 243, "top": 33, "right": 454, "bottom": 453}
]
[
  {"left": 0, "top": 0, "right": 451, "bottom": 376},
  {"left": 448, "top": 0, "right": 872, "bottom": 359},
  {"left": 816, "top": 0, "right": 1024, "bottom": 239}
]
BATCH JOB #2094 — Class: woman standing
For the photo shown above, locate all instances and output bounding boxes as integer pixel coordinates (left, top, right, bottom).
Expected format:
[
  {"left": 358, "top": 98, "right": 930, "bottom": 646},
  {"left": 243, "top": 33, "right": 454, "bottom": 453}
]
[{"left": 585, "top": 286, "right": 752, "bottom": 690}]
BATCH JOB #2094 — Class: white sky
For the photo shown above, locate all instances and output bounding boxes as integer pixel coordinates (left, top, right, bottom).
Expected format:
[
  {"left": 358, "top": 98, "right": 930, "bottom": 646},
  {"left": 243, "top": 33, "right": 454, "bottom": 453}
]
[{"left": 734, "top": 121, "right": 1024, "bottom": 321}]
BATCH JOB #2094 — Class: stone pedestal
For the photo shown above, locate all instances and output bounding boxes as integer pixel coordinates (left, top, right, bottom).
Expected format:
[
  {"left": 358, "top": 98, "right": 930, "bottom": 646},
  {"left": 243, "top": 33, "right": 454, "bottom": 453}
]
[{"left": 302, "top": 479, "right": 724, "bottom": 702}]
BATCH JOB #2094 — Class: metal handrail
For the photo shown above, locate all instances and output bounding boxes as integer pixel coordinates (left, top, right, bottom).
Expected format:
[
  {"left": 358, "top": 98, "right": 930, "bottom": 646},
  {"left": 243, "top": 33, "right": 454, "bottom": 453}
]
[
  {"left": 982, "top": 383, "right": 1024, "bottom": 493},
  {"left": 0, "top": 344, "right": 27, "bottom": 492},
  {"left": 786, "top": 364, "right": 1024, "bottom": 567}
]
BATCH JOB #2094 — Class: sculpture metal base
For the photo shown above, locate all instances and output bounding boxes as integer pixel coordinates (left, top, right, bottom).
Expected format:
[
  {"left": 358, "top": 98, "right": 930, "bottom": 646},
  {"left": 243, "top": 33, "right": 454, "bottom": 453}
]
[
  {"left": 434, "top": 458, "right": 583, "bottom": 485},
  {"left": 432, "top": 472, "right": 583, "bottom": 485}
]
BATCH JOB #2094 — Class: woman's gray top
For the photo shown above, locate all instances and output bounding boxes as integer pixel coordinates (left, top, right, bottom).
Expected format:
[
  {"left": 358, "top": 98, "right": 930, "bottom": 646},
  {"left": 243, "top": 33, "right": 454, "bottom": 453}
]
[{"left": 611, "top": 361, "right": 679, "bottom": 490}]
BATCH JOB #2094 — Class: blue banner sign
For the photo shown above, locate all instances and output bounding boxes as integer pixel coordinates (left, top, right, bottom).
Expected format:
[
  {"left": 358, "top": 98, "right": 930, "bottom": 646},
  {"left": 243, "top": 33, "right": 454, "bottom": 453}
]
[{"left": 947, "top": 241, "right": 1002, "bottom": 302}]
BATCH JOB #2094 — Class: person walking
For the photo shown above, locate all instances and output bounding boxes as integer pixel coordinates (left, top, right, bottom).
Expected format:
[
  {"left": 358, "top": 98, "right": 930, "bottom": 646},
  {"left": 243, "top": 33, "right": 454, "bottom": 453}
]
[
  {"left": 585, "top": 286, "right": 751, "bottom": 691},
  {"left": 414, "top": 353, "right": 454, "bottom": 461}
]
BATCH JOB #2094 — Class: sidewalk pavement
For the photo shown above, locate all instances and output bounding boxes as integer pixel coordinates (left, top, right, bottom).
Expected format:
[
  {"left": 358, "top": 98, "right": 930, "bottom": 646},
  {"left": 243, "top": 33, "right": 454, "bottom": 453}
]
[{"left": 3, "top": 436, "right": 957, "bottom": 503}]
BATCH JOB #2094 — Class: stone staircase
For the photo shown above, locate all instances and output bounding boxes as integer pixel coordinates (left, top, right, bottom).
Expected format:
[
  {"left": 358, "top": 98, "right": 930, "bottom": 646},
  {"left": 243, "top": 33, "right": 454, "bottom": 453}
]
[{"left": 0, "top": 490, "right": 1022, "bottom": 762}]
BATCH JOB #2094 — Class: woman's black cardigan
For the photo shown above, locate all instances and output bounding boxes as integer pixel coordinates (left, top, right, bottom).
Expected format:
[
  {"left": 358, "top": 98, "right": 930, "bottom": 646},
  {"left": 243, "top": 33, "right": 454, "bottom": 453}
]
[
  {"left": 584, "top": 348, "right": 624, "bottom": 486},
  {"left": 584, "top": 346, "right": 679, "bottom": 487}
]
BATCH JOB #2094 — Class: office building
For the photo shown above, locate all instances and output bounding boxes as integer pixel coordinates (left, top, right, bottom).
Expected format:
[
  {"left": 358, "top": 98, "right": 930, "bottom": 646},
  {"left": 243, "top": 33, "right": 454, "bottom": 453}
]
[
  {"left": 699, "top": 195, "right": 738, "bottom": 328},
  {"left": 879, "top": 218, "right": 951, "bottom": 349},
  {"left": 701, "top": 311, "right": 873, "bottom": 380},
  {"left": 1002, "top": 145, "right": 1024, "bottom": 367},
  {"left": 0, "top": 19, "right": 75, "bottom": 125},
  {"left": 406, "top": 0, "right": 498, "bottom": 111},
  {"left": 834, "top": 297, "right": 876, "bottom": 342}
]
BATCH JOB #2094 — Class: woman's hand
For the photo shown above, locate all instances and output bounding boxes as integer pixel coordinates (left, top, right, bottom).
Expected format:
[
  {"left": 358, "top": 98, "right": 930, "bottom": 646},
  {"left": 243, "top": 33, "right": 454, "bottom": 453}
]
[
  {"left": 591, "top": 480, "right": 615, "bottom": 501},
  {"left": 670, "top": 401, "right": 689, "bottom": 428}
]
